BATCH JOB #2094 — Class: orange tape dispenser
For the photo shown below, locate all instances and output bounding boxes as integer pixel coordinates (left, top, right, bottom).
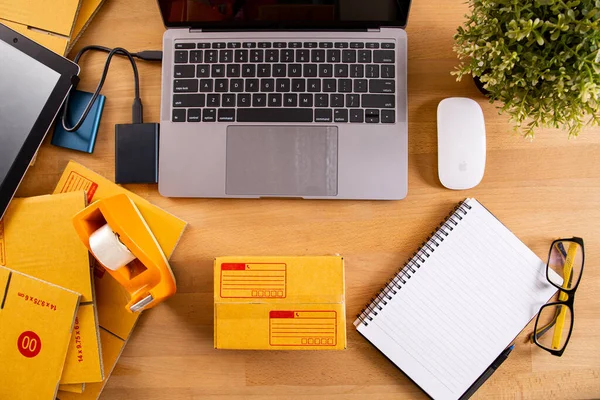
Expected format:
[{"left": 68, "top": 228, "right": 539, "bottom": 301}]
[{"left": 72, "top": 194, "right": 176, "bottom": 312}]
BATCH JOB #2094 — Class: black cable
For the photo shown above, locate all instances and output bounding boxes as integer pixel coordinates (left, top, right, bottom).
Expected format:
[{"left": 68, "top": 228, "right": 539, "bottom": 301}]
[
  {"left": 135, "top": 50, "right": 163, "bottom": 61},
  {"left": 61, "top": 46, "right": 162, "bottom": 132}
]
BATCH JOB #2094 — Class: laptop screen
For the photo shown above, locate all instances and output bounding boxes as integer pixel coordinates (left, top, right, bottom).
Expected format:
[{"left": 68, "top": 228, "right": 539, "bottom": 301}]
[{"left": 157, "top": 0, "right": 411, "bottom": 29}]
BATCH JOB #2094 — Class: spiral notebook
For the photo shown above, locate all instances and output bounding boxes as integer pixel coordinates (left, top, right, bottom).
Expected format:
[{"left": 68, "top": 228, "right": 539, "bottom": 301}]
[{"left": 354, "top": 198, "right": 558, "bottom": 400}]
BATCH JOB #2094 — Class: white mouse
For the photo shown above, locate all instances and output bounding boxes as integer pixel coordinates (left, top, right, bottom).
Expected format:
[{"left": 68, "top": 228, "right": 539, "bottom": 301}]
[{"left": 437, "top": 97, "right": 486, "bottom": 190}]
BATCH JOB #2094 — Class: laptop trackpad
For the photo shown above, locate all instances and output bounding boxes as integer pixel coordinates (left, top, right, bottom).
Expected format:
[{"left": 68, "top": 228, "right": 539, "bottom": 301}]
[{"left": 226, "top": 126, "right": 338, "bottom": 196}]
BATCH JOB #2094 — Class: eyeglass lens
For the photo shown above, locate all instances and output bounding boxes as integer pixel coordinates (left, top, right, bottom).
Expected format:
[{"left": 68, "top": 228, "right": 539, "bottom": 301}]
[
  {"left": 535, "top": 303, "right": 572, "bottom": 351},
  {"left": 547, "top": 240, "right": 583, "bottom": 290}
]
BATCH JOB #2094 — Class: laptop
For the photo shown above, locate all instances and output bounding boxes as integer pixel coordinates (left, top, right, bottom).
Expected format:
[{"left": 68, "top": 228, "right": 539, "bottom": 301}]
[{"left": 157, "top": 0, "right": 411, "bottom": 200}]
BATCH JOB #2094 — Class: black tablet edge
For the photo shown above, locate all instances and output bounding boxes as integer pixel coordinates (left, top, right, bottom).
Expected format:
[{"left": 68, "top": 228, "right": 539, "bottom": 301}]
[{"left": 0, "top": 23, "right": 80, "bottom": 219}]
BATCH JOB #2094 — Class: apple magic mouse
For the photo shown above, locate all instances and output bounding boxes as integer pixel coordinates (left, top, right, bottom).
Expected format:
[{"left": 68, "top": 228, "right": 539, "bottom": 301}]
[{"left": 437, "top": 97, "right": 486, "bottom": 190}]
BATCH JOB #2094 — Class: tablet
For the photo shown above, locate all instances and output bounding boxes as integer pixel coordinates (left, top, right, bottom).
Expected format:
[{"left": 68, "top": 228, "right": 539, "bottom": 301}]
[{"left": 0, "top": 23, "right": 79, "bottom": 219}]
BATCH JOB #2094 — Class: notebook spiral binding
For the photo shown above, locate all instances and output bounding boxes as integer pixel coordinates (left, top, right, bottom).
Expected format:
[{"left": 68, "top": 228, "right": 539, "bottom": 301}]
[{"left": 356, "top": 201, "right": 473, "bottom": 326}]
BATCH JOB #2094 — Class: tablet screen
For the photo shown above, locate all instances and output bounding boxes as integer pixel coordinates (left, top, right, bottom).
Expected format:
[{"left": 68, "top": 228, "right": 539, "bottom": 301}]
[{"left": 0, "top": 39, "right": 60, "bottom": 184}]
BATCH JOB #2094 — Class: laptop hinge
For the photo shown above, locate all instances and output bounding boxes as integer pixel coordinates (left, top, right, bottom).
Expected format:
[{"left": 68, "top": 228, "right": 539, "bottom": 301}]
[{"left": 189, "top": 28, "right": 379, "bottom": 33}]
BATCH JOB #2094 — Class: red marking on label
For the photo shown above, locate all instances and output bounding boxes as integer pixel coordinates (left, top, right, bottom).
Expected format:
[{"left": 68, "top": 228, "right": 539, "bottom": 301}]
[
  {"left": 17, "top": 331, "right": 42, "bottom": 358},
  {"left": 221, "top": 263, "right": 246, "bottom": 271},
  {"left": 60, "top": 171, "right": 98, "bottom": 202},
  {"left": 269, "top": 311, "right": 295, "bottom": 319},
  {"left": 269, "top": 311, "right": 337, "bottom": 347},
  {"left": 73, "top": 318, "right": 84, "bottom": 363},
  {"left": 86, "top": 183, "right": 98, "bottom": 203},
  {"left": 18, "top": 292, "right": 57, "bottom": 311},
  {"left": 0, "top": 219, "right": 5, "bottom": 265},
  {"left": 220, "top": 263, "right": 287, "bottom": 299}
]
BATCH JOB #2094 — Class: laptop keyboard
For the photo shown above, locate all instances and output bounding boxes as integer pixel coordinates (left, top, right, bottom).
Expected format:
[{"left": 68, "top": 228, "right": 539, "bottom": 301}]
[{"left": 171, "top": 41, "right": 396, "bottom": 124}]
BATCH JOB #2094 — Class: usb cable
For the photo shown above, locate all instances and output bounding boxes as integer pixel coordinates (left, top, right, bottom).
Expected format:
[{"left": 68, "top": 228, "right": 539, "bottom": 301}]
[{"left": 61, "top": 45, "right": 162, "bottom": 132}]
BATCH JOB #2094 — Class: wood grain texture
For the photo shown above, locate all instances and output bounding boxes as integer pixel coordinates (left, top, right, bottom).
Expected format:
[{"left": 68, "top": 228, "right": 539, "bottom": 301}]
[{"left": 17, "top": 0, "right": 600, "bottom": 398}]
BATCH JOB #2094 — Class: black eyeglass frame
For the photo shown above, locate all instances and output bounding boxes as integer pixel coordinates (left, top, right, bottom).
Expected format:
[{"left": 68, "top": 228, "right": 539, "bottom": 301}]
[{"left": 533, "top": 237, "right": 585, "bottom": 357}]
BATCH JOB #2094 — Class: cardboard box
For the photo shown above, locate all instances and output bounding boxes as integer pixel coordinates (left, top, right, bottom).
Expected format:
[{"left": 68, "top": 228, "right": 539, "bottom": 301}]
[
  {"left": 0, "top": 18, "right": 69, "bottom": 55},
  {"left": 0, "top": 0, "right": 81, "bottom": 37},
  {"left": 214, "top": 256, "right": 346, "bottom": 350},
  {"left": 69, "top": 0, "right": 106, "bottom": 54},
  {"left": 59, "top": 384, "right": 85, "bottom": 394},
  {"left": 0, "top": 0, "right": 105, "bottom": 56},
  {"left": 55, "top": 161, "right": 186, "bottom": 258},
  {"left": 54, "top": 161, "right": 187, "bottom": 400},
  {"left": 0, "top": 192, "right": 104, "bottom": 384},
  {"left": 57, "top": 326, "right": 130, "bottom": 400},
  {"left": 0, "top": 266, "right": 81, "bottom": 400}
]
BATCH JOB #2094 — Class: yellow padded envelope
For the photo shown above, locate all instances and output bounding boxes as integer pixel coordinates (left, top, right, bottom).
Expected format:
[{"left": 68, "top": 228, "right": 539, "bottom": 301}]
[{"left": 0, "top": 266, "right": 80, "bottom": 400}]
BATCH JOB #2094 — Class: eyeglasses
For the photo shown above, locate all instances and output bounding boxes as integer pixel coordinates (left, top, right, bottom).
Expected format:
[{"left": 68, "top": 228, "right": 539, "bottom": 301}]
[{"left": 529, "top": 237, "right": 585, "bottom": 356}]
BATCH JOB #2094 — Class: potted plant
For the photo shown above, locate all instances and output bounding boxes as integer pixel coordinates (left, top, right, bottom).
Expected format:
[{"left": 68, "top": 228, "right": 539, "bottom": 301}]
[{"left": 453, "top": 0, "right": 600, "bottom": 137}]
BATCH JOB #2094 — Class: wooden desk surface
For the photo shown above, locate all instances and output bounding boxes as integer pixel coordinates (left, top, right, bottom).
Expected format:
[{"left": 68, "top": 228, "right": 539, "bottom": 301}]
[{"left": 17, "top": 0, "right": 600, "bottom": 398}]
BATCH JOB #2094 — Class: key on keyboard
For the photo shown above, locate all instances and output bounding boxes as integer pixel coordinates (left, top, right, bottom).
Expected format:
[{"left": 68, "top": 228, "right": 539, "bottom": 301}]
[{"left": 171, "top": 40, "right": 398, "bottom": 124}]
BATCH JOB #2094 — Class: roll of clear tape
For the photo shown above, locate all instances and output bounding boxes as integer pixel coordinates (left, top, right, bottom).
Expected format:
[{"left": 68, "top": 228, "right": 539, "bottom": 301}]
[{"left": 89, "top": 224, "right": 136, "bottom": 271}]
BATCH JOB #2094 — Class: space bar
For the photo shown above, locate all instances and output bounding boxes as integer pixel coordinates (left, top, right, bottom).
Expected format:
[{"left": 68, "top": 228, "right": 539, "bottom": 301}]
[{"left": 237, "top": 108, "right": 313, "bottom": 122}]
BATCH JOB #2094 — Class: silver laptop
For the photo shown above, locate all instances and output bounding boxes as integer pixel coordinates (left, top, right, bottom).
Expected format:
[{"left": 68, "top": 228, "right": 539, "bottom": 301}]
[{"left": 157, "top": 0, "right": 410, "bottom": 200}]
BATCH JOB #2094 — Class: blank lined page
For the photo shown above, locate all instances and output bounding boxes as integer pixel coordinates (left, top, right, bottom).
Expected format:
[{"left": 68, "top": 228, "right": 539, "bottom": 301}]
[{"left": 356, "top": 198, "right": 557, "bottom": 400}]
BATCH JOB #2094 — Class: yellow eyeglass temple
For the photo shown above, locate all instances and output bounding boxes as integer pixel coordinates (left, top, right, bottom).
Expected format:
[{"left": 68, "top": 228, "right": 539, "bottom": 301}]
[{"left": 550, "top": 242, "right": 578, "bottom": 349}]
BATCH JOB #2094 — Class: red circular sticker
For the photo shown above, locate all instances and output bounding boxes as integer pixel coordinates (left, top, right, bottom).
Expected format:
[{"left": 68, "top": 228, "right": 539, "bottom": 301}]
[{"left": 17, "top": 331, "right": 42, "bottom": 358}]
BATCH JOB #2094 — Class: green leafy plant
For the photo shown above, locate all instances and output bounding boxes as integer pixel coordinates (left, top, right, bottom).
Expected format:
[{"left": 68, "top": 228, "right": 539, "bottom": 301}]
[{"left": 453, "top": 0, "right": 600, "bottom": 137}]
